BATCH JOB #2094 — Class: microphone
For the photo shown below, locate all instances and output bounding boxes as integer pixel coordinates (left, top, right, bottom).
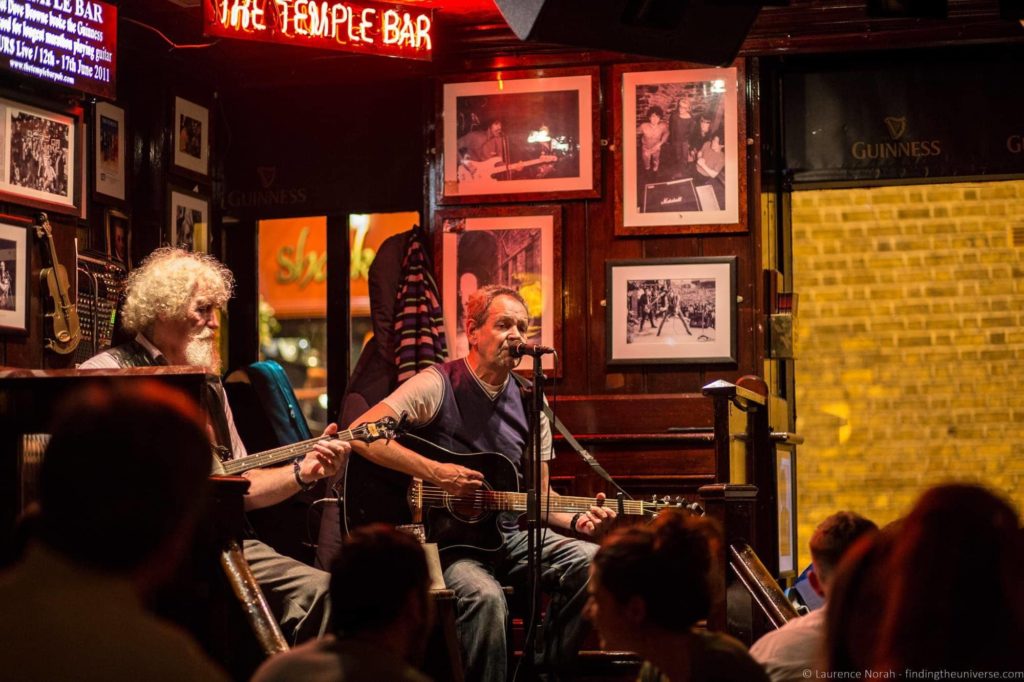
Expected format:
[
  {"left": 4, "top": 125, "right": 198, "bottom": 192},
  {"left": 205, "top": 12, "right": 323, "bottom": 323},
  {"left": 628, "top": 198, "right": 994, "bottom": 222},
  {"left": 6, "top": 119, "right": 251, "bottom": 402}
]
[{"left": 508, "top": 341, "right": 555, "bottom": 358}]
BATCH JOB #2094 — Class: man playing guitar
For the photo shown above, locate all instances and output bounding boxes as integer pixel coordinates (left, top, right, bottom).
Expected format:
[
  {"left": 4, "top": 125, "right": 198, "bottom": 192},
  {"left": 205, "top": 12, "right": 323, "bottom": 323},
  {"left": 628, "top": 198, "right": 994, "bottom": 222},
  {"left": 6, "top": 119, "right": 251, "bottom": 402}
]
[{"left": 348, "top": 284, "right": 615, "bottom": 682}]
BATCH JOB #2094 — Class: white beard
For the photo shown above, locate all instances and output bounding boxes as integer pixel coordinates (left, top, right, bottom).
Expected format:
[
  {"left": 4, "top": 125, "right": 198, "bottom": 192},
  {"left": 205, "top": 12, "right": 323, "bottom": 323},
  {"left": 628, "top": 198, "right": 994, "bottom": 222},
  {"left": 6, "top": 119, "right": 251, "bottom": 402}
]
[{"left": 184, "top": 329, "right": 220, "bottom": 374}]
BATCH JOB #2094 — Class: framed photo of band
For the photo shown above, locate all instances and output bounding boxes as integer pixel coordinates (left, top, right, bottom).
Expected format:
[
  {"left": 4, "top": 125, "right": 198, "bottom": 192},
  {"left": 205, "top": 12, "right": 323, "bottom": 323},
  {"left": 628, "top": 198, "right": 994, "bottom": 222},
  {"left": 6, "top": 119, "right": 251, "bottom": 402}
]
[
  {"left": 438, "top": 67, "right": 600, "bottom": 204},
  {"left": 172, "top": 96, "right": 210, "bottom": 178},
  {"left": 605, "top": 256, "right": 737, "bottom": 365},
  {"left": 0, "top": 220, "right": 28, "bottom": 334},
  {"left": 613, "top": 62, "right": 747, "bottom": 235},
  {"left": 168, "top": 186, "right": 209, "bottom": 252},
  {"left": 94, "top": 101, "right": 126, "bottom": 201},
  {"left": 436, "top": 206, "right": 562, "bottom": 373},
  {"left": 0, "top": 96, "right": 80, "bottom": 214}
]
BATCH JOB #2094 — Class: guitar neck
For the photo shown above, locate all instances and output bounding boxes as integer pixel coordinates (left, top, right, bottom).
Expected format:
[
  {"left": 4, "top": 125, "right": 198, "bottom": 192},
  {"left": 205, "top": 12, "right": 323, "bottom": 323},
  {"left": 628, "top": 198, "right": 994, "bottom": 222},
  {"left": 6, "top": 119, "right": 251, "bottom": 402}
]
[
  {"left": 416, "top": 484, "right": 653, "bottom": 516},
  {"left": 221, "top": 427, "right": 362, "bottom": 475}
]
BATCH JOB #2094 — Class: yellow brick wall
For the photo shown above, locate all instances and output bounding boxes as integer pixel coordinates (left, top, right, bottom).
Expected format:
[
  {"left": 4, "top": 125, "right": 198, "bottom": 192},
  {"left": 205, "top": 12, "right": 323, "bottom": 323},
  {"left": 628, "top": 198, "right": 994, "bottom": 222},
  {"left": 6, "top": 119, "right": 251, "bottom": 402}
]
[{"left": 791, "top": 180, "right": 1024, "bottom": 570}]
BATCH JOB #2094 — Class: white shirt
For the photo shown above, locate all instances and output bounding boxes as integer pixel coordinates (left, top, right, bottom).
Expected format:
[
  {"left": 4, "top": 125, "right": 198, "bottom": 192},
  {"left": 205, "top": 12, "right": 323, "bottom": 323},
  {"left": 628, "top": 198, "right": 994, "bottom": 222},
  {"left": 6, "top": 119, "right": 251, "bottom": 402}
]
[{"left": 749, "top": 606, "right": 827, "bottom": 682}]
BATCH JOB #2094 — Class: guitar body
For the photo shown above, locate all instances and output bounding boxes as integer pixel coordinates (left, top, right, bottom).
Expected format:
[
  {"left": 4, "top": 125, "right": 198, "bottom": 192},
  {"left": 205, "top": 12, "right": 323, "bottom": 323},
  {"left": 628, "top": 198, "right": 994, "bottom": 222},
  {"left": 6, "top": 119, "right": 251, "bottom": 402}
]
[{"left": 343, "top": 439, "right": 521, "bottom": 553}]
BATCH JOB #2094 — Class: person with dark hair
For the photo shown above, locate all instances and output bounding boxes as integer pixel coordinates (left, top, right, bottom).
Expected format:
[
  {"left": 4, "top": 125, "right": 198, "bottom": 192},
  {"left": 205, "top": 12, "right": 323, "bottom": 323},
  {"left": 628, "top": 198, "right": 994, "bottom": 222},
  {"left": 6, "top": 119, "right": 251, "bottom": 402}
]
[
  {"left": 253, "top": 524, "right": 433, "bottom": 682},
  {"left": 750, "top": 511, "right": 878, "bottom": 681},
  {"left": 669, "top": 98, "right": 697, "bottom": 178},
  {"left": 639, "top": 105, "right": 670, "bottom": 173},
  {"left": 348, "top": 284, "right": 615, "bottom": 682},
  {"left": 0, "top": 382, "right": 228, "bottom": 682},
  {"left": 586, "top": 509, "right": 768, "bottom": 682}
]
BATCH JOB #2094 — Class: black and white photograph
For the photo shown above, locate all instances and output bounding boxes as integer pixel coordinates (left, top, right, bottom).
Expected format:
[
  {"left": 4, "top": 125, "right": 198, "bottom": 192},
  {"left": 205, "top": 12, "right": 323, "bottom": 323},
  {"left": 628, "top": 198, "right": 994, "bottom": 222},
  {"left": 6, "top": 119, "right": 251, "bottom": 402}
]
[
  {"left": 169, "top": 188, "right": 208, "bottom": 252},
  {"left": 441, "top": 69, "right": 598, "bottom": 202},
  {"left": 607, "top": 257, "right": 736, "bottom": 364},
  {"left": 0, "top": 221, "right": 28, "bottom": 333},
  {"left": 0, "top": 98, "right": 77, "bottom": 210},
  {"left": 438, "top": 207, "right": 561, "bottom": 372},
  {"left": 172, "top": 96, "right": 210, "bottom": 177},
  {"left": 95, "top": 102, "right": 126, "bottom": 201},
  {"left": 615, "top": 64, "right": 745, "bottom": 236}
]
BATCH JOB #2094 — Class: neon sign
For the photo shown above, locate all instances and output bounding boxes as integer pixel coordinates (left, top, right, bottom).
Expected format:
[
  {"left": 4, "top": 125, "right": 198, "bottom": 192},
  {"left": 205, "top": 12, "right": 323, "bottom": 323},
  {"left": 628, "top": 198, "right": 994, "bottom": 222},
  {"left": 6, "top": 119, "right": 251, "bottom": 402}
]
[{"left": 205, "top": 0, "right": 433, "bottom": 61}]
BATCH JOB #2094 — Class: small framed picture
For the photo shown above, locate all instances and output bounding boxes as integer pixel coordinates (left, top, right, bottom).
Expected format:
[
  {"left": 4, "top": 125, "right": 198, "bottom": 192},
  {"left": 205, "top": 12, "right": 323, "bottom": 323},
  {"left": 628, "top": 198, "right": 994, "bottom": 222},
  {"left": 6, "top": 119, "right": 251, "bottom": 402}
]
[
  {"left": 606, "top": 256, "right": 737, "bottom": 365},
  {"left": 0, "top": 221, "right": 29, "bottom": 334},
  {"left": 436, "top": 206, "right": 562, "bottom": 373},
  {"left": 104, "top": 208, "right": 131, "bottom": 268},
  {"left": 94, "top": 101, "right": 126, "bottom": 201},
  {"left": 172, "top": 96, "right": 210, "bottom": 177},
  {"left": 614, "top": 62, "right": 747, "bottom": 235},
  {"left": 168, "top": 187, "right": 209, "bottom": 252},
  {"left": 439, "top": 67, "right": 599, "bottom": 204},
  {"left": 0, "top": 96, "right": 80, "bottom": 213}
]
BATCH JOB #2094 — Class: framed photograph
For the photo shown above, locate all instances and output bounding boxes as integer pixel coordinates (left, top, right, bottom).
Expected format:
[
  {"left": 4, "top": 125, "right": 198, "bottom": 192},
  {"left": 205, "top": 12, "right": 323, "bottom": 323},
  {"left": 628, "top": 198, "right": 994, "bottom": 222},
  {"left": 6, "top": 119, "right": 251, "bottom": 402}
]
[
  {"left": 104, "top": 208, "right": 131, "bottom": 268},
  {"left": 94, "top": 102, "right": 126, "bottom": 201},
  {"left": 172, "top": 96, "right": 210, "bottom": 177},
  {"left": 0, "top": 97, "right": 79, "bottom": 213},
  {"left": 614, "top": 62, "right": 747, "bottom": 235},
  {"left": 440, "top": 67, "right": 599, "bottom": 204},
  {"left": 436, "top": 206, "right": 562, "bottom": 373},
  {"left": 776, "top": 445, "right": 798, "bottom": 577},
  {"left": 606, "top": 256, "right": 737, "bottom": 365},
  {"left": 0, "top": 221, "right": 29, "bottom": 334},
  {"left": 168, "top": 187, "right": 209, "bottom": 252}
]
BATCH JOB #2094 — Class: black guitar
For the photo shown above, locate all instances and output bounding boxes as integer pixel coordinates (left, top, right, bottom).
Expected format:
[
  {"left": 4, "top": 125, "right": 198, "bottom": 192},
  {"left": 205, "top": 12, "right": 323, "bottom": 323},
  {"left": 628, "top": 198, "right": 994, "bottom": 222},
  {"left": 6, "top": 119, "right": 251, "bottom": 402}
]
[{"left": 343, "top": 436, "right": 681, "bottom": 553}]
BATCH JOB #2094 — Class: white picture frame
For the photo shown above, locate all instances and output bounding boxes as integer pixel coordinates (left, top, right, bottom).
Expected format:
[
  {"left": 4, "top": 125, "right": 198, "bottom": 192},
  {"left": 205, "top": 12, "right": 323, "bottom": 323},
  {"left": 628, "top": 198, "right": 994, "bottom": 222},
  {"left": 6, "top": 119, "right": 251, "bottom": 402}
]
[{"left": 94, "top": 101, "right": 126, "bottom": 201}]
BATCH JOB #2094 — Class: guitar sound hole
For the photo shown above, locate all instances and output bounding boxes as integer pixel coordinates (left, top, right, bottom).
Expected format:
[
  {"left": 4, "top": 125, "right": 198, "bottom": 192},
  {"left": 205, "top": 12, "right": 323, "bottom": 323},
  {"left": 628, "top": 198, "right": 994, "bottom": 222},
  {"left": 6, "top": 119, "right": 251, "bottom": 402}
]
[{"left": 445, "top": 482, "right": 493, "bottom": 524}]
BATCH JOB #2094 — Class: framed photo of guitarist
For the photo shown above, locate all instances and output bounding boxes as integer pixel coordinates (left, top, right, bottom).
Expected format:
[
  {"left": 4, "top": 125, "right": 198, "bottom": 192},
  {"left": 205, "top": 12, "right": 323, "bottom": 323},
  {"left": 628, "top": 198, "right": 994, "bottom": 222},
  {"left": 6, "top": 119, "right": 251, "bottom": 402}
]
[
  {"left": 0, "top": 96, "right": 81, "bottom": 215},
  {"left": 438, "top": 67, "right": 600, "bottom": 204},
  {"left": 0, "top": 220, "right": 28, "bottom": 334}
]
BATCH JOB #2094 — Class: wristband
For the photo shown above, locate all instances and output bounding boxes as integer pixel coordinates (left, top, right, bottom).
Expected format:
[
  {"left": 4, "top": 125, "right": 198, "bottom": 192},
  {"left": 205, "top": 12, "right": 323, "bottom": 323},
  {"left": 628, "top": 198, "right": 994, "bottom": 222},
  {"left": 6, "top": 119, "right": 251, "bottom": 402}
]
[
  {"left": 569, "top": 512, "right": 583, "bottom": 532},
  {"left": 293, "top": 459, "right": 315, "bottom": 491}
]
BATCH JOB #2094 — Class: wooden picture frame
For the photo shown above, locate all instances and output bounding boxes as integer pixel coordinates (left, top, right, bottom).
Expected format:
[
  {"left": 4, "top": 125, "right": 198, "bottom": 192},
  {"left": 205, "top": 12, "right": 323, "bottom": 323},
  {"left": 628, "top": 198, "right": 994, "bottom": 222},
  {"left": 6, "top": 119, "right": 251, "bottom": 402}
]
[
  {"left": 104, "top": 207, "right": 131, "bottom": 268},
  {"left": 0, "top": 220, "right": 29, "bottom": 334},
  {"left": 94, "top": 101, "right": 126, "bottom": 201},
  {"left": 0, "top": 96, "right": 80, "bottom": 214},
  {"left": 614, "top": 62, "right": 747, "bottom": 235},
  {"left": 168, "top": 187, "right": 209, "bottom": 252},
  {"left": 436, "top": 206, "right": 562, "bottom": 373},
  {"left": 172, "top": 96, "right": 210, "bottom": 177},
  {"left": 439, "top": 67, "right": 599, "bottom": 204},
  {"left": 606, "top": 256, "right": 737, "bottom": 365}
]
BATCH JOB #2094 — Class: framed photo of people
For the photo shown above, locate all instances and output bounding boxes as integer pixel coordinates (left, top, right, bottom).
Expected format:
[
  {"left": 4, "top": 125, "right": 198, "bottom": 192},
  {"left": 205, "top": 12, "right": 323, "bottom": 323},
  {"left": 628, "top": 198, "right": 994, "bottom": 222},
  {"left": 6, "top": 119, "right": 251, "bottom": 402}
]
[
  {"left": 104, "top": 208, "right": 131, "bottom": 269},
  {"left": 94, "top": 102, "right": 126, "bottom": 201},
  {"left": 172, "top": 96, "right": 210, "bottom": 178},
  {"left": 0, "top": 96, "right": 80, "bottom": 214},
  {"left": 436, "top": 206, "right": 562, "bottom": 373},
  {"left": 0, "top": 221, "right": 28, "bottom": 334},
  {"left": 606, "top": 257, "right": 737, "bottom": 365},
  {"left": 613, "top": 62, "right": 747, "bottom": 236},
  {"left": 168, "top": 187, "right": 209, "bottom": 253},
  {"left": 439, "top": 67, "right": 599, "bottom": 204}
]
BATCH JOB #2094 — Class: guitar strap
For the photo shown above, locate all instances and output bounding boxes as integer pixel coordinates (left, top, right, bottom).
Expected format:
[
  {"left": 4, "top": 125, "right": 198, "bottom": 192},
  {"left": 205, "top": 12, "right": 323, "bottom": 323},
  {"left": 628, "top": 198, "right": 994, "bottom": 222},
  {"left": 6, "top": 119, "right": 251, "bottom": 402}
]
[{"left": 512, "top": 373, "right": 633, "bottom": 501}]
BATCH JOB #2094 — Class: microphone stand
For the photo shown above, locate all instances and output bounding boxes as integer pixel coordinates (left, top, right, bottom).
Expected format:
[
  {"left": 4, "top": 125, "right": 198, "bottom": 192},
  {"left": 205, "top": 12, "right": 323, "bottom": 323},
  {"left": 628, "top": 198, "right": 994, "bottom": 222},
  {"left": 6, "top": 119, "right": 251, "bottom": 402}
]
[{"left": 520, "top": 348, "right": 547, "bottom": 677}]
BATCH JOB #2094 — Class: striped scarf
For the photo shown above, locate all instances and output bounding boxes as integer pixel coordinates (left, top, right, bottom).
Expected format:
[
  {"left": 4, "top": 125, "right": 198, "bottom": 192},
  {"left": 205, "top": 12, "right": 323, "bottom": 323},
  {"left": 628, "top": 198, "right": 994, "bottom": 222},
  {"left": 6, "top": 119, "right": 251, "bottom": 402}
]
[{"left": 394, "top": 226, "right": 448, "bottom": 383}]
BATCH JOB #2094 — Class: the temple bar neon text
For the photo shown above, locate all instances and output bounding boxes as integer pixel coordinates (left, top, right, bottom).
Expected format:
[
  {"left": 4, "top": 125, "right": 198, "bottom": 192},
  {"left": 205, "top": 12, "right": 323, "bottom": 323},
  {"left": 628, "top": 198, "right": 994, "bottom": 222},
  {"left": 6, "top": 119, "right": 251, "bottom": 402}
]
[{"left": 205, "top": 0, "right": 433, "bottom": 61}]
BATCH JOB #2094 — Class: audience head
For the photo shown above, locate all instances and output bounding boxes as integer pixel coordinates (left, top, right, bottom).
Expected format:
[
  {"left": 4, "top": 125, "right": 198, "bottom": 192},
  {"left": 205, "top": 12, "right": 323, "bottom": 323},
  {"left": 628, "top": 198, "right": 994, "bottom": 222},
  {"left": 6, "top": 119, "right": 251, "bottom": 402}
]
[
  {"left": 587, "top": 510, "right": 721, "bottom": 650},
  {"left": 808, "top": 511, "right": 878, "bottom": 594},
  {"left": 330, "top": 524, "right": 432, "bottom": 647},
  {"left": 36, "top": 381, "right": 211, "bottom": 578}
]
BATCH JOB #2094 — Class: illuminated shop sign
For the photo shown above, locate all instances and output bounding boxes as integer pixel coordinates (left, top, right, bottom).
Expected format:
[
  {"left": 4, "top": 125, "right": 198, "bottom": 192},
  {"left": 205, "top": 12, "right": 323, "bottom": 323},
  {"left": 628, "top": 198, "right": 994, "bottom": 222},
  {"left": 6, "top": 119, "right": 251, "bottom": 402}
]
[
  {"left": 205, "top": 0, "right": 433, "bottom": 61},
  {"left": 0, "top": 0, "right": 116, "bottom": 99}
]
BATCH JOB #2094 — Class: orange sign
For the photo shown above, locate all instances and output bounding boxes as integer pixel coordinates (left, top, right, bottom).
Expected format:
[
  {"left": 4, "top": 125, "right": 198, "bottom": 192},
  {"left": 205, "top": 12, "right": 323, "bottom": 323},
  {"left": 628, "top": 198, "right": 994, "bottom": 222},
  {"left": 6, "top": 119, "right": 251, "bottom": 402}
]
[{"left": 259, "top": 216, "right": 327, "bottom": 318}]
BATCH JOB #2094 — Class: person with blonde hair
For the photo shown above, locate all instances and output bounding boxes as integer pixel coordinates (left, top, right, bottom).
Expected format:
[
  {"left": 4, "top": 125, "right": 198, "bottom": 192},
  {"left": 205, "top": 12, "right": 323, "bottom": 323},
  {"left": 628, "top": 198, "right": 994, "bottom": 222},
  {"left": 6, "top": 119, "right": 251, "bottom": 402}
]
[{"left": 80, "top": 247, "right": 350, "bottom": 644}]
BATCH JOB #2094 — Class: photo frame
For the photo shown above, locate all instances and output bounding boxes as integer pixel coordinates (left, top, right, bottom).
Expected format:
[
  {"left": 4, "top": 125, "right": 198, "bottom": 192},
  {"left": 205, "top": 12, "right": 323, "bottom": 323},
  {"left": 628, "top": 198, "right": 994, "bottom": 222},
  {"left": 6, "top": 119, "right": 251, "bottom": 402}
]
[
  {"left": 776, "top": 445, "right": 798, "bottom": 577},
  {"left": 439, "top": 67, "right": 599, "bottom": 204},
  {"left": 172, "top": 96, "right": 210, "bottom": 177},
  {"left": 94, "top": 102, "right": 126, "bottom": 201},
  {"left": 613, "top": 62, "right": 747, "bottom": 235},
  {"left": 606, "top": 256, "right": 737, "bottom": 365},
  {"left": 0, "top": 221, "right": 29, "bottom": 334},
  {"left": 436, "top": 206, "right": 562, "bottom": 373},
  {"left": 104, "top": 207, "right": 131, "bottom": 268},
  {"left": 168, "top": 187, "right": 209, "bottom": 253},
  {"left": 0, "top": 96, "right": 79, "bottom": 213}
]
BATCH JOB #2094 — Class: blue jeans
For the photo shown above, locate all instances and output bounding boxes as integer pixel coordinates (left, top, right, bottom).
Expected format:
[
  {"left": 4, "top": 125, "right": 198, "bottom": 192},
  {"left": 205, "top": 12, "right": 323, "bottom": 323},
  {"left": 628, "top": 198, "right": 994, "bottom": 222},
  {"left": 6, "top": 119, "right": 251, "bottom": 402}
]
[{"left": 442, "top": 526, "right": 597, "bottom": 682}]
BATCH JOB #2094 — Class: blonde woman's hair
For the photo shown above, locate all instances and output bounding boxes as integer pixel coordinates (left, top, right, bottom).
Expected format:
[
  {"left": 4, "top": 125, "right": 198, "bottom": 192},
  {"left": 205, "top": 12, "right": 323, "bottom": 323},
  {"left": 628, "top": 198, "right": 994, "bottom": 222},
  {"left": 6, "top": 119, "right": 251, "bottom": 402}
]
[{"left": 120, "top": 247, "right": 234, "bottom": 334}]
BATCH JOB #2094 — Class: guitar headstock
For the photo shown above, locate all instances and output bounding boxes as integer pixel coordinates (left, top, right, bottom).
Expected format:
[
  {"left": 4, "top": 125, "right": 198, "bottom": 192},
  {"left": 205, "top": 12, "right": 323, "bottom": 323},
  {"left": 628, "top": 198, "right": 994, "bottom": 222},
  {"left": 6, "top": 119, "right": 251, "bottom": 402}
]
[
  {"left": 359, "top": 414, "right": 408, "bottom": 444},
  {"left": 645, "top": 496, "right": 704, "bottom": 517}
]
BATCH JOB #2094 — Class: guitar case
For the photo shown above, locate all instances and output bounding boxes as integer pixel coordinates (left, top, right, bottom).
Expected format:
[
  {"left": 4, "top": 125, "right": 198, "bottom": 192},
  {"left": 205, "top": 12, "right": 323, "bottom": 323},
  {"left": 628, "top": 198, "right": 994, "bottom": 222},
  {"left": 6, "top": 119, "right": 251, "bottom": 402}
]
[{"left": 224, "top": 359, "right": 317, "bottom": 565}]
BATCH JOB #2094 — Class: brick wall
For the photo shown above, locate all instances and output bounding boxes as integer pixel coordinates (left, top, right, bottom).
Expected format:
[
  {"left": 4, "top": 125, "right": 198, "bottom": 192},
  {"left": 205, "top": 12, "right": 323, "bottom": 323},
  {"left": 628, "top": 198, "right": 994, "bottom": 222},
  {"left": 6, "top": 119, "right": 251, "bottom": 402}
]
[{"left": 791, "top": 180, "right": 1024, "bottom": 569}]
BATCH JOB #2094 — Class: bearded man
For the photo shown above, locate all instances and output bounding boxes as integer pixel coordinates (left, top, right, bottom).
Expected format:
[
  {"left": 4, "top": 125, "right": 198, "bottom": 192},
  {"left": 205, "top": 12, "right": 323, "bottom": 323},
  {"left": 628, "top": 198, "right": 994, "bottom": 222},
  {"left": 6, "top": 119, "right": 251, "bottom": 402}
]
[{"left": 80, "top": 247, "right": 349, "bottom": 645}]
